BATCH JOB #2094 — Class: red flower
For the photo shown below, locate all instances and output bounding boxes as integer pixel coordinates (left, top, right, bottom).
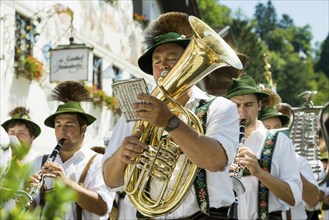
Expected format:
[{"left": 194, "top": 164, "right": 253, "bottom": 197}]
[
  {"left": 22, "top": 55, "right": 44, "bottom": 81},
  {"left": 260, "top": 201, "right": 267, "bottom": 207}
]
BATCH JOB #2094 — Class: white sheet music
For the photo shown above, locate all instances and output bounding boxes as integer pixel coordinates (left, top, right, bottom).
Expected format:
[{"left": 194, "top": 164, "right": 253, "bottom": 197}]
[{"left": 112, "top": 78, "right": 149, "bottom": 122}]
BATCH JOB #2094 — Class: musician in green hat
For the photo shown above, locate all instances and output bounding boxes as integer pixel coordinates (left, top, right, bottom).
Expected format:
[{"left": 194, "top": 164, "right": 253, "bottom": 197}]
[
  {"left": 226, "top": 75, "right": 302, "bottom": 219},
  {"left": 2, "top": 107, "right": 41, "bottom": 162},
  {"left": 258, "top": 87, "right": 320, "bottom": 220},
  {"left": 28, "top": 81, "right": 114, "bottom": 219},
  {"left": 258, "top": 106, "right": 290, "bottom": 129},
  {"left": 1, "top": 107, "right": 42, "bottom": 211},
  {"left": 102, "top": 11, "right": 242, "bottom": 219}
]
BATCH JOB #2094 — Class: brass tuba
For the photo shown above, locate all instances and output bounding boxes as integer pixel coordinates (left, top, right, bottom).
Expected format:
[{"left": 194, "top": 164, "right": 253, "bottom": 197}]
[
  {"left": 124, "top": 16, "right": 243, "bottom": 217},
  {"left": 280, "top": 91, "right": 329, "bottom": 185}
]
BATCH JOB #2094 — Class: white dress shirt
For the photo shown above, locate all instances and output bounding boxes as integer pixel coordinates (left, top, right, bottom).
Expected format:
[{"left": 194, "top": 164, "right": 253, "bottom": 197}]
[
  {"left": 237, "top": 121, "right": 302, "bottom": 219},
  {"left": 282, "top": 154, "right": 319, "bottom": 219},
  {"left": 102, "top": 86, "right": 240, "bottom": 219},
  {"left": 3, "top": 142, "right": 41, "bottom": 211},
  {"left": 22, "top": 147, "right": 42, "bottom": 164},
  {"left": 32, "top": 146, "right": 115, "bottom": 220}
]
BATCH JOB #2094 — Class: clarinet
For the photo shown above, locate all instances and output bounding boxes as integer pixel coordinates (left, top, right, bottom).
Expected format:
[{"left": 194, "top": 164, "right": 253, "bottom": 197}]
[
  {"left": 228, "top": 120, "right": 246, "bottom": 219},
  {"left": 22, "top": 138, "right": 65, "bottom": 212},
  {"left": 229, "top": 120, "right": 246, "bottom": 185}
]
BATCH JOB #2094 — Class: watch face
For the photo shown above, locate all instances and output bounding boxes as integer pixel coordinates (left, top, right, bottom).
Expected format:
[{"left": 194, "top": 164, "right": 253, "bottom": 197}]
[{"left": 165, "top": 116, "right": 179, "bottom": 132}]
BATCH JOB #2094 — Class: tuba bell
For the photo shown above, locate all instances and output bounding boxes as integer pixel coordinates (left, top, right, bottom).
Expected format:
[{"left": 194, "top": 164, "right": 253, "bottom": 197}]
[
  {"left": 280, "top": 91, "right": 329, "bottom": 185},
  {"left": 124, "top": 16, "right": 242, "bottom": 217}
]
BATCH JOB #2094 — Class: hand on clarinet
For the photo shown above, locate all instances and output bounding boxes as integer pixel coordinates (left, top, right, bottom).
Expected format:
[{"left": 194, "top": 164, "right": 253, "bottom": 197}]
[
  {"left": 25, "top": 173, "right": 41, "bottom": 192},
  {"left": 236, "top": 146, "right": 262, "bottom": 177},
  {"left": 41, "top": 162, "right": 69, "bottom": 183}
]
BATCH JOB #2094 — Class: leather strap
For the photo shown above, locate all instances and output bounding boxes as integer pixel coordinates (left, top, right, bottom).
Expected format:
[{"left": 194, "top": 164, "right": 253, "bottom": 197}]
[
  {"left": 286, "top": 209, "right": 291, "bottom": 220},
  {"left": 76, "top": 154, "right": 98, "bottom": 220}
]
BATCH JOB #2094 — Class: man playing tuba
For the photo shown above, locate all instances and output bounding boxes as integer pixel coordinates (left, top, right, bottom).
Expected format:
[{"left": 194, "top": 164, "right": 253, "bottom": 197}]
[{"left": 102, "top": 12, "right": 241, "bottom": 219}]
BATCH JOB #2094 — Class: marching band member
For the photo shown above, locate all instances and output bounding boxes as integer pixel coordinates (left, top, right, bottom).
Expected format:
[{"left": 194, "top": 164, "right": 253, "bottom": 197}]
[
  {"left": 226, "top": 75, "right": 302, "bottom": 219},
  {"left": 102, "top": 12, "right": 241, "bottom": 219},
  {"left": 28, "top": 81, "right": 114, "bottom": 220},
  {"left": 1, "top": 107, "right": 41, "bottom": 210},
  {"left": 258, "top": 99, "right": 320, "bottom": 219},
  {"left": 2, "top": 107, "right": 41, "bottom": 162}
]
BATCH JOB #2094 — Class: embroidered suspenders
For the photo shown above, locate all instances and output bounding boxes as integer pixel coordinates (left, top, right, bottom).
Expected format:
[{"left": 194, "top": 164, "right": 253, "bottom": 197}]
[
  {"left": 242, "top": 130, "right": 279, "bottom": 220},
  {"left": 193, "top": 98, "right": 215, "bottom": 215}
]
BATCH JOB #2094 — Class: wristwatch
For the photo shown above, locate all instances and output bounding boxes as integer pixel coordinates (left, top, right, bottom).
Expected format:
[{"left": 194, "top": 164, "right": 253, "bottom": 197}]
[{"left": 164, "top": 115, "right": 180, "bottom": 132}]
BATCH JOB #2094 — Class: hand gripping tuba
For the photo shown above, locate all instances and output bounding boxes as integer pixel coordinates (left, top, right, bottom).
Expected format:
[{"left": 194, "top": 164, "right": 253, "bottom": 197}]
[{"left": 124, "top": 16, "right": 243, "bottom": 217}]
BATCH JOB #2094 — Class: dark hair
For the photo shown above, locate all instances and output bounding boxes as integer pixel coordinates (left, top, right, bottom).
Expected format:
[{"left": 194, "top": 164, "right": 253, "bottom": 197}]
[
  {"left": 5, "top": 120, "right": 36, "bottom": 137},
  {"left": 76, "top": 114, "right": 88, "bottom": 127},
  {"left": 255, "top": 93, "right": 262, "bottom": 102}
]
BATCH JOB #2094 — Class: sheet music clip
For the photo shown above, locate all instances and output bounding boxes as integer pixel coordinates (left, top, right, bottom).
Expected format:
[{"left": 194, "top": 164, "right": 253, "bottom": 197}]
[{"left": 112, "top": 78, "right": 149, "bottom": 122}]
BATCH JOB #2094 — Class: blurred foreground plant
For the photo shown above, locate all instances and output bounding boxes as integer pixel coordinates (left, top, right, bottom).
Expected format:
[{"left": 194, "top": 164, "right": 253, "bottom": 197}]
[{"left": 1, "top": 151, "right": 76, "bottom": 219}]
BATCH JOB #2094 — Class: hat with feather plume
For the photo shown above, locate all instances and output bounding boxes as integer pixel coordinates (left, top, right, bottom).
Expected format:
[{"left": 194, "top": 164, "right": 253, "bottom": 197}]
[
  {"left": 44, "top": 81, "right": 96, "bottom": 128},
  {"left": 260, "top": 87, "right": 282, "bottom": 110},
  {"left": 138, "top": 12, "right": 193, "bottom": 75},
  {"left": 2, "top": 107, "right": 41, "bottom": 138},
  {"left": 257, "top": 87, "right": 290, "bottom": 127}
]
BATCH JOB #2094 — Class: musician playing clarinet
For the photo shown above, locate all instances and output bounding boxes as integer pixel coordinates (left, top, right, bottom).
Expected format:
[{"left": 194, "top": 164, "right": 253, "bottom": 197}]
[
  {"left": 27, "top": 81, "right": 114, "bottom": 220},
  {"left": 226, "top": 75, "right": 302, "bottom": 220}
]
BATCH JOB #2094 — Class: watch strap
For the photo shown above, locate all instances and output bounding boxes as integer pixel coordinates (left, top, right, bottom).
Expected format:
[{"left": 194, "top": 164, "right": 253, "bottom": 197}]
[{"left": 164, "top": 115, "right": 179, "bottom": 132}]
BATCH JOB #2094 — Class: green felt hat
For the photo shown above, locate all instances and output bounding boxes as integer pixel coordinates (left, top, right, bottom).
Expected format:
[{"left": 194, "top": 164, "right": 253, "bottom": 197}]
[
  {"left": 138, "top": 32, "right": 190, "bottom": 75},
  {"left": 258, "top": 106, "right": 290, "bottom": 127},
  {"left": 2, "top": 112, "right": 41, "bottom": 138},
  {"left": 225, "top": 75, "right": 270, "bottom": 100},
  {"left": 44, "top": 101, "right": 96, "bottom": 128}
]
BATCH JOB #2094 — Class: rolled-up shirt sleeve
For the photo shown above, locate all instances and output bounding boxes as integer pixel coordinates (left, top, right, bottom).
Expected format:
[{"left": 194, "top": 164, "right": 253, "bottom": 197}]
[
  {"left": 205, "top": 97, "right": 239, "bottom": 165},
  {"left": 85, "top": 154, "right": 116, "bottom": 216},
  {"left": 275, "top": 133, "right": 302, "bottom": 207}
]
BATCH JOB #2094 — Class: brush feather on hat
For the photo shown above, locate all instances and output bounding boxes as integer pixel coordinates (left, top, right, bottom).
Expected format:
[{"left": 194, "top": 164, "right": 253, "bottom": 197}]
[
  {"left": 44, "top": 81, "right": 96, "bottom": 128},
  {"left": 9, "top": 107, "right": 30, "bottom": 117},
  {"left": 144, "top": 12, "right": 193, "bottom": 48},
  {"left": 261, "top": 87, "right": 282, "bottom": 110},
  {"left": 2, "top": 106, "right": 41, "bottom": 138},
  {"left": 51, "top": 81, "right": 93, "bottom": 103}
]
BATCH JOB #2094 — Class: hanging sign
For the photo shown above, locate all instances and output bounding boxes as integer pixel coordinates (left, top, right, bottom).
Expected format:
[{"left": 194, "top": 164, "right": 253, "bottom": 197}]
[{"left": 50, "top": 44, "right": 93, "bottom": 82}]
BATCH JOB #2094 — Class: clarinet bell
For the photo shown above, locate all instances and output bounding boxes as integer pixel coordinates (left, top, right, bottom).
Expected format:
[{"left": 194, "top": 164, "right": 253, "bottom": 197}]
[{"left": 230, "top": 176, "right": 245, "bottom": 194}]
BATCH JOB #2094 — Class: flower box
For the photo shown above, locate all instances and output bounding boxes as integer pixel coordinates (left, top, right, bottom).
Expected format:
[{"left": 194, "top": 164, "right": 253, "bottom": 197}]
[{"left": 15, "top": 55, "right": 43, "bottom": 81}]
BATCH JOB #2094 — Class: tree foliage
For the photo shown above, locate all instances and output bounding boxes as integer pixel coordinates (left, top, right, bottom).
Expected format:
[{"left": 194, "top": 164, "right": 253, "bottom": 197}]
[
  {"left": 253, "top": 1, "right": 277, "bottom": 41},
  {"left": 196, "top": 0, "right": 232, "bottom": 29},
  {"left": 230, "top": 19, "right": 267, "bottom": 84},
  {"left": 278, "top": 14, "right": 294, "bottom": 29},
  {"left": 315, "top": 34, "right": 329, "bottom": 77},
  {"left": 200, "top": 0, "right": 329, "bottom": 106}
]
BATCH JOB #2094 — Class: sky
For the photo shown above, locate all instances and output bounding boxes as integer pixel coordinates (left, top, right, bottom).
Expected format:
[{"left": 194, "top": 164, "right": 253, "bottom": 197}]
[{"left": 220, "top": 0, "right": 329, "bottom": 47}]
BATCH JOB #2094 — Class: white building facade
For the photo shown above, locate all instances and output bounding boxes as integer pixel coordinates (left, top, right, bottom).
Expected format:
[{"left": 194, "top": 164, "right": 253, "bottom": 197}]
[{"left": 0, "top": 0, "right": 159, "bottom": 153}]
